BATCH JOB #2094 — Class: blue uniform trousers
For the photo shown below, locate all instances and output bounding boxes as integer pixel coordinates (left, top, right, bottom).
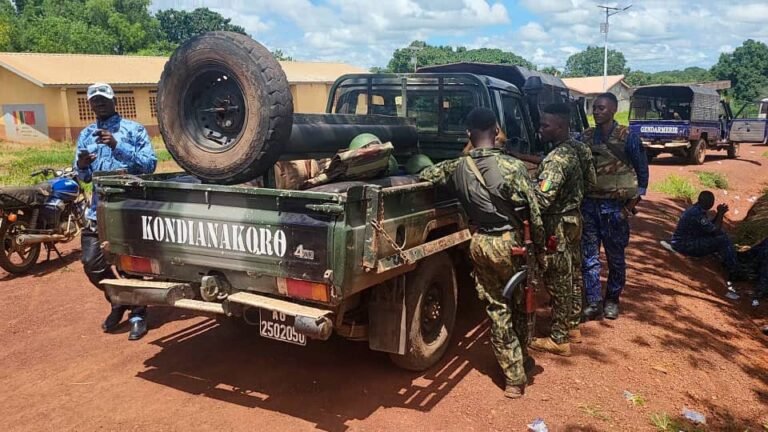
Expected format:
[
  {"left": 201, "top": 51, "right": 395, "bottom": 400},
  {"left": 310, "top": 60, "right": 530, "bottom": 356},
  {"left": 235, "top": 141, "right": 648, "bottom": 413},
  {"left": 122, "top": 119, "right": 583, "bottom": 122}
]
[
  {"left": 672, "top": 233, "right": 738, "bottom": 275},
  {"left": 581, "top": 199, "right": 630, "bottom": 304}
]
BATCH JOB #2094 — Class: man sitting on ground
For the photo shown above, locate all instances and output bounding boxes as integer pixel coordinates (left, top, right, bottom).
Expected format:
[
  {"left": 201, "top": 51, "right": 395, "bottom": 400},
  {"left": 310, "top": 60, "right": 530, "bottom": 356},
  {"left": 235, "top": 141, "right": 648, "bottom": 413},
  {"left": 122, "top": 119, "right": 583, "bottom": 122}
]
[{"left": 670, "top": 191, "right": 739, "bottom": 289}]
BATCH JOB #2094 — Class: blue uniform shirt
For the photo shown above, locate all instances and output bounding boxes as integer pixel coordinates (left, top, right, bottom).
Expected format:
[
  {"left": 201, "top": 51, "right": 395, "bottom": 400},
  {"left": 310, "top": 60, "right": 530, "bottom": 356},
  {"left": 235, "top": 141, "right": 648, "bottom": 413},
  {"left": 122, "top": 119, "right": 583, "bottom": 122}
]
[
  {"left": 74, "top": 114, "right": 157, "bottom": 221},
  {"left": 586, "top": 122, "right": 650, "bottom": 213},
  {"left": 671, "top": 204, "right": 719, "bottom": 245}
]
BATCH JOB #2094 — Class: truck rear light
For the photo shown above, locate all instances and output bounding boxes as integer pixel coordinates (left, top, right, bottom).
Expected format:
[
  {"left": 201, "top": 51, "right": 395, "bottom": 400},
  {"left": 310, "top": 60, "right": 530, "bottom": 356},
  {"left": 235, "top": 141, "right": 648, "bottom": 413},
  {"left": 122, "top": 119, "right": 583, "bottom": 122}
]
[
  {"left": 277, "top": 278, "right": 329, "bottom": 303},
  {"left": 119, "top": 255, "right": 159, "bottom": 275}
]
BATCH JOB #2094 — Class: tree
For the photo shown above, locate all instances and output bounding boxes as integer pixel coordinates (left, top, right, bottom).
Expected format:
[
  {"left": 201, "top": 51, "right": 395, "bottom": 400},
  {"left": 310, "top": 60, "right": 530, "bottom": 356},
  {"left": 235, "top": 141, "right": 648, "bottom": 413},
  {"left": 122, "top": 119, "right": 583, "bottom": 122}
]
[
  {"left": 385, "top": 40, "right": 533, "bottom": 73},
  {"left": 625, "top": 67, "right": 714, "bottom": 87},
  {"left": 272, "top": 49, "right": 293, "bottom": 61},
  {"left": 564, "top": 46, "right": 627, "bottom": 77},
  {"left": 540, "top": 66, "right": 561, "bottom": 77},
  {"left": 712, "top": 39, "right": 768, "bottom": 103},
  {"left": 0, "top": 0, "right": 14, "bottom": 50},
  {"left": 156, "top": 7, "right": 246, "bottom": 45}
]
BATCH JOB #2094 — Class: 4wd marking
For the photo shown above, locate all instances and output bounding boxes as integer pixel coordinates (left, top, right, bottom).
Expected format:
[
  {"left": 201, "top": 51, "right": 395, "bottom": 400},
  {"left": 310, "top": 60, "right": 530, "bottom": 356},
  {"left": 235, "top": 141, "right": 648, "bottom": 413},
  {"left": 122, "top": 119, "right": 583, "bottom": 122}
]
[
  {"left": 293, "top": 244, "right": 315, "bottom": 260},
  {"left": 141, "top": 215, "right": 287, "bottom": 257}
]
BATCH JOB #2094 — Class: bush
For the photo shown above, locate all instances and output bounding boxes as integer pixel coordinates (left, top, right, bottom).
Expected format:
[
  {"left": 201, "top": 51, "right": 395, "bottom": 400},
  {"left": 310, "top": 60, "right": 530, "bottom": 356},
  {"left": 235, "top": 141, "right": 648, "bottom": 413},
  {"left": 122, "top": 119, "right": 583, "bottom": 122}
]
[
  {"left": 694, "top": 171, "right": 729, "bottom": 190},
  {"left": 651, "top": 175, "right": 698, "bottom": 202}
]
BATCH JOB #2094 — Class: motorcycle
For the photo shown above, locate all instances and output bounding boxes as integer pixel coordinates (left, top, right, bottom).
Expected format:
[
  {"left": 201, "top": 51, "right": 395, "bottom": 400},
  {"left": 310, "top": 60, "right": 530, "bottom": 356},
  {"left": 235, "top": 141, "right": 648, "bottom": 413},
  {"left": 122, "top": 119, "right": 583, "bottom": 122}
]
[{"left": 0, "top": 167, "right": 89, "bottom": 274}]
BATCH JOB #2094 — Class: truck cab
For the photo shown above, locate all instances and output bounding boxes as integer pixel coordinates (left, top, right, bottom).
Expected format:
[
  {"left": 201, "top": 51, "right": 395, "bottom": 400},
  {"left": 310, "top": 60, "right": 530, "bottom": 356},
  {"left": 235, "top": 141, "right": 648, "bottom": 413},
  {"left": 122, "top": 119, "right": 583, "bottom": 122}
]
[
  {"left": 629, "top": 84, "right": 737, "bottom": 165},
  {"left": 328, "top": 64, "right": 585, "bottom": 164}
]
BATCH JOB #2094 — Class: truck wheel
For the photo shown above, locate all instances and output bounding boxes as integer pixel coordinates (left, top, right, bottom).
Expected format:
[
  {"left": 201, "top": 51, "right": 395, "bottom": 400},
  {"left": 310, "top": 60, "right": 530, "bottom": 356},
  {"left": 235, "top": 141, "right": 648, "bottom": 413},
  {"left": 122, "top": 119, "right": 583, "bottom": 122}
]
[
  {"left": 727, "top": 142, "right": 739, "bottom": 159},
  {"left": 0, "top": 219, "right": 40, "bottom": 274},
  {"left": 686, "top": 138, "right": 707, "bottom": 165},
  {"left": 389, "top": 252, "right": 458, "bottom": 371},
  {"left": 157, "top": 32, "right": 294, "bottom": 184}
]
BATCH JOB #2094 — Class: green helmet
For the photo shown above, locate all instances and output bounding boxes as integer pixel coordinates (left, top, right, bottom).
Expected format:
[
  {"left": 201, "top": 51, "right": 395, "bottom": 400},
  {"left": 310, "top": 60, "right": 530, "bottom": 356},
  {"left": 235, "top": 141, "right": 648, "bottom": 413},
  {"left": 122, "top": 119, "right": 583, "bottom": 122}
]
[
  {"left": 387, "top": 156, "right": 399, "bottom": 176},
  {"left": 349, "top": 133, "right": 382, "bottom": 150},
  {"left": 405, "top": 154, "right": 434, "bottom": 174}
]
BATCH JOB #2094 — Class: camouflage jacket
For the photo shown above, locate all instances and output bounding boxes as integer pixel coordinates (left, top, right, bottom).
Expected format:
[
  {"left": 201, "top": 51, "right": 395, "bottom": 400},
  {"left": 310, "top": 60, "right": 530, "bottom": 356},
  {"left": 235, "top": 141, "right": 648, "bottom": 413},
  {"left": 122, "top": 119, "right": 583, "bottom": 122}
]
[
  {"left": 566, "top": 139, "right": 597, "bottom": 196},
  {"left": 535, "top": 138, "right": 589, "bottom": 215},
  {"left": 419, "top": 148, "right": 545, "bottom": 250}
]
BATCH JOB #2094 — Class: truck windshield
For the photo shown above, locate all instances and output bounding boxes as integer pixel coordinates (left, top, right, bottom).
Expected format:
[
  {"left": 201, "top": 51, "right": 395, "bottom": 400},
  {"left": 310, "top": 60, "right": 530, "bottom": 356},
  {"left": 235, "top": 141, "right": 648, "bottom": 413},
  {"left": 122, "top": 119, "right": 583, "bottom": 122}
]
[
  {"left": 630, "top": 96, "right": 692, "bottom": 121},
  {"left": 331, "top": 77, "right": 480, "bottom": 134}
]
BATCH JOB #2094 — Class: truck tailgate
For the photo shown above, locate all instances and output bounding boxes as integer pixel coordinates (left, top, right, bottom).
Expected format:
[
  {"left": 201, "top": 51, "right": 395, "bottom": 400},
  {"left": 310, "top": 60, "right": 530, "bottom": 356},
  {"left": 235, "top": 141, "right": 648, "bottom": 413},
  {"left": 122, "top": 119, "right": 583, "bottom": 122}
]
[{"left": 98, "top": 175, "right": 344, "bottom": 283}]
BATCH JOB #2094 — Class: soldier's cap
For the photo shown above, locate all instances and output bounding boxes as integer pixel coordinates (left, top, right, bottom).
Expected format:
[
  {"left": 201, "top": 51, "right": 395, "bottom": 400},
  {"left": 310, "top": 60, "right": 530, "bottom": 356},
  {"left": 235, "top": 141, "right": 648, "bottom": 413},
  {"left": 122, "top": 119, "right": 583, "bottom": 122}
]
[{"left": 87, "top": 83, "right": 115, "bottom": 100}]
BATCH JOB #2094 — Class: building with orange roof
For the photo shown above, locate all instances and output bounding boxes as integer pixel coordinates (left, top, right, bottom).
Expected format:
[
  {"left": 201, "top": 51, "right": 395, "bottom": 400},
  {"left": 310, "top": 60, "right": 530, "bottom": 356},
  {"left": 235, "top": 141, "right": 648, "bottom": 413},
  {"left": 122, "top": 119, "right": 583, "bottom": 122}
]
[{"left": 0, "top": 52, "right": 367, "bottom": 143}]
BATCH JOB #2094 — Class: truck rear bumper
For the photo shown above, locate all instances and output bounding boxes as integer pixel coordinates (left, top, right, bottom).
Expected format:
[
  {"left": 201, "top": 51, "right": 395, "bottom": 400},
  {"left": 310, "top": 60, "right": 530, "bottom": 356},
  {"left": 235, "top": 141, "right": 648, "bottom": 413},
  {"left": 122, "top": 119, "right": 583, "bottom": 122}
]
[
  {"left": 100, "top": 279, "right": 333, "bottom": 340},
  {"left": 642, "top": 140, "right": 690, "bottom": 149}
]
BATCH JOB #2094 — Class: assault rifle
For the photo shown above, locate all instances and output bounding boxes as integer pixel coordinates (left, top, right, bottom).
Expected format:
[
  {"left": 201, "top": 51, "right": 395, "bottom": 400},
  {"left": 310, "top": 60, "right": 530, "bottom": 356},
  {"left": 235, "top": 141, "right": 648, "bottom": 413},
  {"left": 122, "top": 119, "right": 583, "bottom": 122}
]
[{"left": 501, "top": 211, "right": 539, "bottom": 346}]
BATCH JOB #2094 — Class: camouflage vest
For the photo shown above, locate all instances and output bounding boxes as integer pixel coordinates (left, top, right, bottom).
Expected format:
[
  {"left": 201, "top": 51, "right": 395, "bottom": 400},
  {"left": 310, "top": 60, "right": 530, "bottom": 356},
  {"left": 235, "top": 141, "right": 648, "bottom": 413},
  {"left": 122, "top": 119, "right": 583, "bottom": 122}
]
[{"left": 582, "top": 125, "right": 638, "bottom": 200}]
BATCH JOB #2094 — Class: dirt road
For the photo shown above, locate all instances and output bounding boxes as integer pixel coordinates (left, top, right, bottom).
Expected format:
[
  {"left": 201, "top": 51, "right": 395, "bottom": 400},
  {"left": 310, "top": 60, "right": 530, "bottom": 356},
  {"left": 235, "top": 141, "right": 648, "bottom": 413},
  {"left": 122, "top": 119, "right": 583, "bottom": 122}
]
[{"left": 1, "top": 146, "right": 766, "bottom": 431}]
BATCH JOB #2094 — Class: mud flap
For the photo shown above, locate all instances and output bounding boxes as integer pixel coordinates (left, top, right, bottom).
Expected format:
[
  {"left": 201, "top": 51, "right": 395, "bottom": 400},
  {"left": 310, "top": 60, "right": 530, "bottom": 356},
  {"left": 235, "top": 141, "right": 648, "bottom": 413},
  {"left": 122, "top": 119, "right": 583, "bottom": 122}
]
[{"left": 368, "top": 276, "right": 406, "bottom": 354}]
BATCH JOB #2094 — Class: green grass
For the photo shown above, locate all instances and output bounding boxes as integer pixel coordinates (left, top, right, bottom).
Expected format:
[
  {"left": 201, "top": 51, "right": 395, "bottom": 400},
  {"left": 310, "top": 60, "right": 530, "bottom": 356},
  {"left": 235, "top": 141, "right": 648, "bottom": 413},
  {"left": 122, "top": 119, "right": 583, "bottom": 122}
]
[
  {"left": 586, "top": 111, "right": 629, "bottom": 127},
  {"left": 694, "top": 171, "right": 729, "bottom": 190},
  {"left": 649, "top": 413, "right": 706, "bottom": 432},
  {"left": 762, "top": 151, "right": 768, "bottom": 159},
  {"left": 0, "top": 139, "right": 177, "bottom": 187},
  {"left": 652, "top": 174, "right": 699, "bottom": 202},
  {"left": 579, "top": 404, "right": 611, "bottom": 422},
  {"left": 625, "top": 392, "right": 647, "bottom": 407}
]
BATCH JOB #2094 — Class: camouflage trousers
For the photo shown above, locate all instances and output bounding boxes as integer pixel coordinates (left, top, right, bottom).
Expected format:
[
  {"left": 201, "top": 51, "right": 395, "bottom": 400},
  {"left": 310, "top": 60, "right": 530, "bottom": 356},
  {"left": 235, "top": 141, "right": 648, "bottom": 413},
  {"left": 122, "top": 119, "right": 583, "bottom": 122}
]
[
  {"left": 469, "top": 231, "right": 529, "bottom": 386},
  {"left": 542, "top": 212, "right": 583, "bottom": 344}
]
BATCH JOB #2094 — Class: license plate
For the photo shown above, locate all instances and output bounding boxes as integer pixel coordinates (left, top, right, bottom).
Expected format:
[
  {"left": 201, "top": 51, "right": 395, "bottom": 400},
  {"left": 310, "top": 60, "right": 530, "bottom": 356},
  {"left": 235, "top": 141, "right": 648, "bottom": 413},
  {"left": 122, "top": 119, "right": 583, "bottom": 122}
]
[{"left": 259, "top": 309, "right": 307, "bottom": 346}]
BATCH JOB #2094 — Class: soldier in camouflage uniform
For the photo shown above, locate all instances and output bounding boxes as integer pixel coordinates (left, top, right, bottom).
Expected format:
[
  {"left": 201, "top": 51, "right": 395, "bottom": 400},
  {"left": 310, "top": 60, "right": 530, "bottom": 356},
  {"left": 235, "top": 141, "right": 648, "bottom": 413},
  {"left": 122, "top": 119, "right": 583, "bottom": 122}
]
[
  {"left": 581, "top": 93, "right": 649, "bottom": 320},
  {"left": 564, "top": 127, "right": 597, "bottom": 339},
  {"left": 530, "top": 103, "right": 595, "bottom": 356},
  {"left": 419, "top": 107, "right": 545, "bottom": 399}
]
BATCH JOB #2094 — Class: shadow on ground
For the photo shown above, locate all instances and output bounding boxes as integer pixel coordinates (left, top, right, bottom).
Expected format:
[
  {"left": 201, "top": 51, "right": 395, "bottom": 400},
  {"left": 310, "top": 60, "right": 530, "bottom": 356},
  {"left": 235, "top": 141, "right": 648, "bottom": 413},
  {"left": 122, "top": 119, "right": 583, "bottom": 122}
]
[{"left": 137, "top": 283, "right": 518, "bottom": 432}]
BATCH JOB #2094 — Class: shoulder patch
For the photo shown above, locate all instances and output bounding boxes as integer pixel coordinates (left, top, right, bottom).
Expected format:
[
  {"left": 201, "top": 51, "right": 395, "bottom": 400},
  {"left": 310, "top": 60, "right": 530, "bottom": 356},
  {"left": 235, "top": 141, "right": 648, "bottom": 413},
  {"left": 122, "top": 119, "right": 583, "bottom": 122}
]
[{"left": 539, "top": 179, "right": 553, "bottom": 192}]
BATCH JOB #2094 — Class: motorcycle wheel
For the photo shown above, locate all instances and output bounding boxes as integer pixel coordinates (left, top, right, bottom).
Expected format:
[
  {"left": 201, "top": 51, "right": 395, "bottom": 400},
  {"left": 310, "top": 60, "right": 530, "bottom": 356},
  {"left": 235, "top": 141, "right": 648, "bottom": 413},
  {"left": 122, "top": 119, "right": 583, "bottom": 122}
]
[{"left": 0, "top": 219, "right": 41, "bottom": 274}]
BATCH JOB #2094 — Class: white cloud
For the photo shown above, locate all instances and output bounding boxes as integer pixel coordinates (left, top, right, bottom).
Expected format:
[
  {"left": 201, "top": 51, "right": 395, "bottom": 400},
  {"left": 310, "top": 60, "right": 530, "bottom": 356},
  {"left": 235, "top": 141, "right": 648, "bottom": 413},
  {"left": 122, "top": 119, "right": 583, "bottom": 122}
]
[
  {"left": 149, "top": 0, "right": 768, "bottom": 72},
  {"left": 725, "top": 3, "right": 768, "bottom": 24},
  {"left": 517, "top": 22, "right": 550, "bottom": 43}
]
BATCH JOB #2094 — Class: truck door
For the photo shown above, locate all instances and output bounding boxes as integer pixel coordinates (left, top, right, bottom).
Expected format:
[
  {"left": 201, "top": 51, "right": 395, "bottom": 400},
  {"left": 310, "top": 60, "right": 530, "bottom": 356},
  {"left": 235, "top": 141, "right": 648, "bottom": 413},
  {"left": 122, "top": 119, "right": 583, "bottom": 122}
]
[
  {"left": 729, "top": 101, "right": 768, "bottom": 144},
  {"left": 496, "top": 90, "right": 537, "bottom": 155}
]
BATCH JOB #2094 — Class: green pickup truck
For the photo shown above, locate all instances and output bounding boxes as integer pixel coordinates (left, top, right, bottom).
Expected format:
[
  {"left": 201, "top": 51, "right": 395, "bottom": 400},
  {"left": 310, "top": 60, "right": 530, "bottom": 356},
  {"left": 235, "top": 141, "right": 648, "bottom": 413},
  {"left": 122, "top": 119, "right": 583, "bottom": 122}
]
[{"left": 97, "top": 32, "right": 582, "bottom": 371}]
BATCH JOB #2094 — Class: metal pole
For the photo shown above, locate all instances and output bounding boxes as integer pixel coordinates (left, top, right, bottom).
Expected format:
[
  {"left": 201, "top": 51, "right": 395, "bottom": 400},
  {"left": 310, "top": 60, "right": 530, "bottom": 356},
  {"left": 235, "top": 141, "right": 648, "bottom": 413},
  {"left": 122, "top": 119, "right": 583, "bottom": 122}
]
[
  {"left": 603, "top": 9, "right": 609, "bottom": 91},
  {"left": 597, "top": 5, "right": 631, "bottom": 91}
]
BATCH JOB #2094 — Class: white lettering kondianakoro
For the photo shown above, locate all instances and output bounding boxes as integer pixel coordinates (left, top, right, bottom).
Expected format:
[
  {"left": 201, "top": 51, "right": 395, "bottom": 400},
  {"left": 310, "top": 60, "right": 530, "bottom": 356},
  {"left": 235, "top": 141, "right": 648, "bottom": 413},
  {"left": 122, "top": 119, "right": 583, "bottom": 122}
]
[{"left": 141, "top": 215, "right": 287, "bottom": 257}]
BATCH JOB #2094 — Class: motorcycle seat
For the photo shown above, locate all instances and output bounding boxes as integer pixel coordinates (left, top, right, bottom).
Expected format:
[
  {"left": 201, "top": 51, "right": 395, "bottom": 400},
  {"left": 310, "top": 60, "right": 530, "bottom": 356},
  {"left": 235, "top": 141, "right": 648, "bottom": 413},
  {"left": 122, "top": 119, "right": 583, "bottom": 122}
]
[{"left": 0, "top": 182, "right": 53, "bottom": 208}]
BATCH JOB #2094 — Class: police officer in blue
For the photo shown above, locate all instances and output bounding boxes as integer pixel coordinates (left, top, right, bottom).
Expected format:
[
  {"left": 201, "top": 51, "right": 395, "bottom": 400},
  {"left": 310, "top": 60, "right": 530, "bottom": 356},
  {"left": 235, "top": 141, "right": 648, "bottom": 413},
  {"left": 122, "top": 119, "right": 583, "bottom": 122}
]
[
  {"left": 670, "top": 191, "right": 738, "bottom": 284},
  {"left": 75, "top": 83, "right": 157, "bottom": 340},
  {"left": 581, "top": 93, "right": 649, "bottom": 320}
]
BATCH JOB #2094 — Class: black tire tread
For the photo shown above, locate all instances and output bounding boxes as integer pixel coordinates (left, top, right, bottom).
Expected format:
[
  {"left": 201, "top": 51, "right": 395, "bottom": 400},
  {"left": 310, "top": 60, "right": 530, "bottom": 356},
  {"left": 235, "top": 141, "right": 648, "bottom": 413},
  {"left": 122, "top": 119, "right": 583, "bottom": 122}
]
[
  {"left": 157, "top": 32, "right": 293, "bottom": 184},
  {"left": 0, "top": 221, "right": 40, "bottom": 274}
]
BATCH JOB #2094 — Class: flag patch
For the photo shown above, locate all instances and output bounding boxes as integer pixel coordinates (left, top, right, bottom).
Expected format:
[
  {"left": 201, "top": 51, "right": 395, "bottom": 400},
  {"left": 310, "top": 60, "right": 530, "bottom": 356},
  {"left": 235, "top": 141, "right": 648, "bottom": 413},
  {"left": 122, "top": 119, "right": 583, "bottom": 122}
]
[{"left": 539, "top": 179, "right": 553, "bottom": 192}]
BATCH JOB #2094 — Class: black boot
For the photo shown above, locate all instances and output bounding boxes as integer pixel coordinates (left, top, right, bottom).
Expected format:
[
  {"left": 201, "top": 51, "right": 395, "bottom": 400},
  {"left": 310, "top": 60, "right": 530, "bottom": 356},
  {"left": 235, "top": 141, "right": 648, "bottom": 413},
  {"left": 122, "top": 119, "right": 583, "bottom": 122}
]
[
  {"left": 102, "top": 306, "right": 126, "bottom": 333},
  {"left": 603, "top": 299, "right": 620, "bottom": 320},
  {"left": 582, "top": 302, "right": 603, "bottom": 321},
  {"left": 128, "top": 318, "right": 148, "bottom": 341}
]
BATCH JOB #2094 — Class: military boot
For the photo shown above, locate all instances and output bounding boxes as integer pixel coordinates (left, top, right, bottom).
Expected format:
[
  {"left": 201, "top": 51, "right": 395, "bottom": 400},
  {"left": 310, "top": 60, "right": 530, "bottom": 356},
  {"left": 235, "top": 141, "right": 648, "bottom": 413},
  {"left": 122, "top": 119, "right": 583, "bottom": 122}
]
[
  {"left": 530, "top": 337, "right": 572, "bottom": 357},
  {"left": 568, "top": 328, "right": 583, "bottom": 344},
  {"left": 582, "top": 302, "right": 603, "bottom": 321},
  {"left": 603, "top": 299, "right": 620, "bottom": 320},
  {"left": 504, "top": 383, "right": 524, "bottom": 399}
]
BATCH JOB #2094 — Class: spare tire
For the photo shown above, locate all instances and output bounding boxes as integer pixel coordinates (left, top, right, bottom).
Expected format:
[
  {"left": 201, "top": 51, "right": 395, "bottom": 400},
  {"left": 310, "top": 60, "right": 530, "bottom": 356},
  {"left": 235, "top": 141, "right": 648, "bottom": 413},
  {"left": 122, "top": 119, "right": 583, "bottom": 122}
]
[{"left": 157, "top": 32, "right": 293, "bottom": 184}]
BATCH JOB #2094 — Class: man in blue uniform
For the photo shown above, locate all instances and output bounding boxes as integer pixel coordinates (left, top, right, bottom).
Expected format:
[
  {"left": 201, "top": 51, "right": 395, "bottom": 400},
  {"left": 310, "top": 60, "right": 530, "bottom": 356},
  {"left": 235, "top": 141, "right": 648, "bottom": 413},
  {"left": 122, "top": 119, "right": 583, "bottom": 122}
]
[
  {"left": 670, "top": 191, "right": 738, "bottom": 284},
  {"left": 75, "top": 83, "right": 157, "bottom": 340},
  {"left": 581, "top": 93, "right": 649, "bottom": 320}
]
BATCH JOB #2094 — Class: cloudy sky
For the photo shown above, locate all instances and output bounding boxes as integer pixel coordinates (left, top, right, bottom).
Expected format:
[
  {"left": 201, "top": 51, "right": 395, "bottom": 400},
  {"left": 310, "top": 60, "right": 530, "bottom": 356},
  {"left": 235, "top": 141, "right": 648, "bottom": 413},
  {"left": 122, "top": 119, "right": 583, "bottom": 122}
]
[{"left": 150, "top": 0, "right": 768, "bottom": 72}]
